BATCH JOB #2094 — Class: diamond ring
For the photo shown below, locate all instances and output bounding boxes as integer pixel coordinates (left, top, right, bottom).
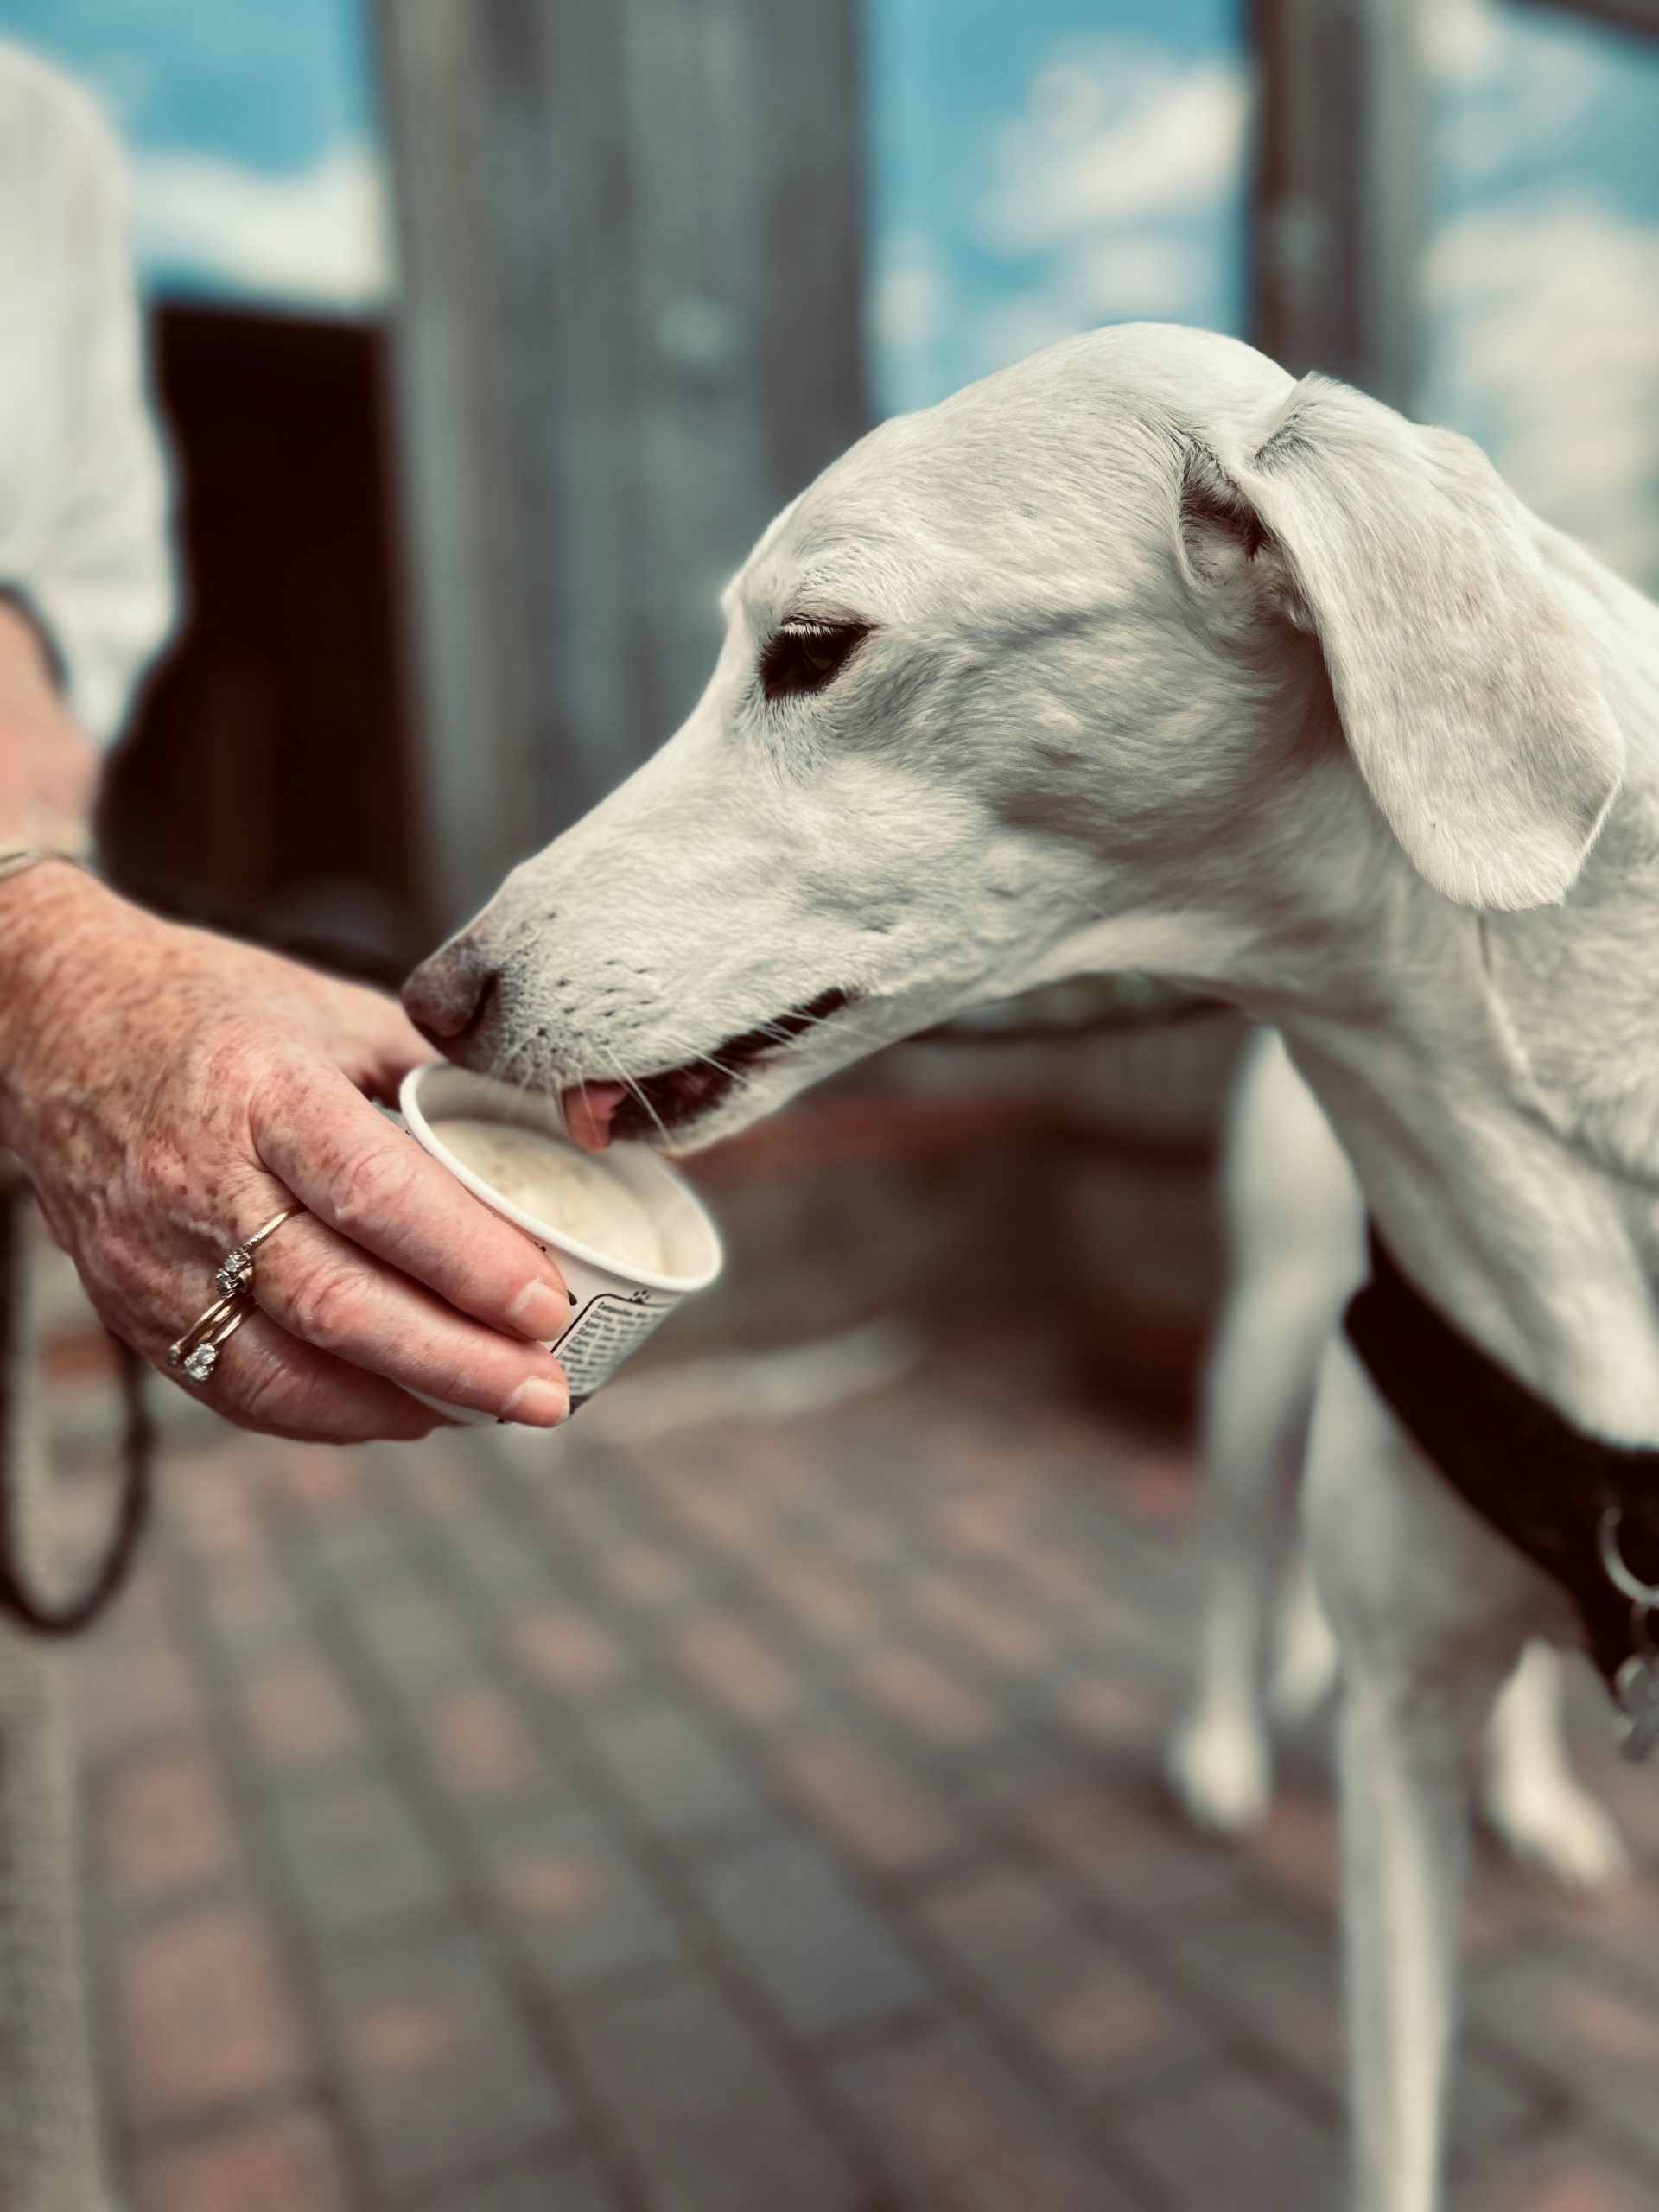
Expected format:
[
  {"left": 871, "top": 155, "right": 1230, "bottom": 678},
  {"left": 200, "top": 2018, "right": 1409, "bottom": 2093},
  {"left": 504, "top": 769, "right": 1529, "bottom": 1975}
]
[
  {"left": 215, "top": 1207, "right": 298, "bottom": 1299},
  {"left": 168, "top": 1289, "right": 256, "bottom": 1383},
  {"left": 169, "top": 1207, "right": 298, "bottom": 1384}
]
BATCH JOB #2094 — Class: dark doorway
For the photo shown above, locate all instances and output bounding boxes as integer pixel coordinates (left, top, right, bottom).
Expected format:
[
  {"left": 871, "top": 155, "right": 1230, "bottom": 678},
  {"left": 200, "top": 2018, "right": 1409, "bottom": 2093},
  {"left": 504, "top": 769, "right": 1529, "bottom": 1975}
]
[{"left": 99, "top": 302, "right": 428, "bottom": 982}]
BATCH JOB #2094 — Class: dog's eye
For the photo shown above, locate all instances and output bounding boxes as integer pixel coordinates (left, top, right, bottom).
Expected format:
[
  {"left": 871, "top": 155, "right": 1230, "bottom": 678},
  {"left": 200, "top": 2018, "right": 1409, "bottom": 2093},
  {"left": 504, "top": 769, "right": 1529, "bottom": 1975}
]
[{"left": 760, "top": 620, "right": 870, "bottom": 703}]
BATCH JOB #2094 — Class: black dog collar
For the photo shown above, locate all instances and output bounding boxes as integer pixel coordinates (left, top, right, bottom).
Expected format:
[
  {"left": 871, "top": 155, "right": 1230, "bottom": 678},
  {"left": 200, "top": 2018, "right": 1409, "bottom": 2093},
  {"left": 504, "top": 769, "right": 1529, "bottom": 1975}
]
[{"left": 1344, "top": 1230, "right": 1659, "bottom": 1754}]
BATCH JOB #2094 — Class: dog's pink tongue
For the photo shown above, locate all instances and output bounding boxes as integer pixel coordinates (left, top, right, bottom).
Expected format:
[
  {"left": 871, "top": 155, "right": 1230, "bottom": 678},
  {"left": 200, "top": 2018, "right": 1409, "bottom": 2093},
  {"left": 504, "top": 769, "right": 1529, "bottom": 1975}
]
[{"left": 563, "top": 1081, "right": 627, "bottom": 1151}]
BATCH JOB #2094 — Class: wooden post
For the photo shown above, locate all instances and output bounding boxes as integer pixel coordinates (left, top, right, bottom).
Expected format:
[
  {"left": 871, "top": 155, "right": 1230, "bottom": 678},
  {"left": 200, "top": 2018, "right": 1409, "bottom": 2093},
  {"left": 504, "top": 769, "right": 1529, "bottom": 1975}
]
[
  {"left": 1249, "top": 0, "right": 1422, "bottom": 410},
  {"left": 372, "top": 0, "right": 868, "bottom": 927}
]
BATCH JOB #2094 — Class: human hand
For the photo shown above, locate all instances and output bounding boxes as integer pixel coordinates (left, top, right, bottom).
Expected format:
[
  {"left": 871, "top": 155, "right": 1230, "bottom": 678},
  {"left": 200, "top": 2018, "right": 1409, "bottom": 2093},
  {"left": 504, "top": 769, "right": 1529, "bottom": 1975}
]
[{"left": 0, "top": 868, "right": 571, "bottom": 1440}]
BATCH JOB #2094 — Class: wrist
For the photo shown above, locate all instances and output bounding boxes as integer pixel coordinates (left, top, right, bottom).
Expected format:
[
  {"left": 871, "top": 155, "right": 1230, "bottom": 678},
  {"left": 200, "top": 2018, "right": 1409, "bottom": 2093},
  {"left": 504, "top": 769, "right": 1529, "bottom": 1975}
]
[{"left": 0, "top": 866, "right": 141, "bottom": 1151}]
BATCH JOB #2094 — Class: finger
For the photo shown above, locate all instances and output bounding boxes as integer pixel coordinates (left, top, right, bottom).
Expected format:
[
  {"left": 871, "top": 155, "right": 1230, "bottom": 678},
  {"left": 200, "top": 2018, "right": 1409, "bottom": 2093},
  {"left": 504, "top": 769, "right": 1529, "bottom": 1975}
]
[
  {"left": 163, "top": 1309, "right": 446, "bottom": 1446},
  {"left": 74, "top": 1195, "right": 452, "bottom": 1446},
  {"left": 340, "top": 995, "right": 442, "bottom": 1101},
  {"left": 251, "top": 1064, "right": 571, "bottom": 1341},
  {"left": 252, "top": 1212, "right": 569, "bottom": 1424}
]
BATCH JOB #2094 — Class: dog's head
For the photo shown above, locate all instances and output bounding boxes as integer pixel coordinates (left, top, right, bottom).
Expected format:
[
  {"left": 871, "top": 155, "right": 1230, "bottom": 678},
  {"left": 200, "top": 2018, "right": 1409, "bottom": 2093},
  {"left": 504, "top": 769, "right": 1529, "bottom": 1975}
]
[{"left": 404, "top": 323, "right": 1624, "bottom": 1151}]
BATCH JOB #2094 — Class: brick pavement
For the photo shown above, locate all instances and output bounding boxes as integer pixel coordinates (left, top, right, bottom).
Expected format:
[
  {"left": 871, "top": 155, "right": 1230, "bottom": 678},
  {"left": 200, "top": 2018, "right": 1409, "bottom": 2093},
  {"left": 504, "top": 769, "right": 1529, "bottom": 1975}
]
[{"left": 66, "top": 1342, "right": 1659, "bottom": 2211}]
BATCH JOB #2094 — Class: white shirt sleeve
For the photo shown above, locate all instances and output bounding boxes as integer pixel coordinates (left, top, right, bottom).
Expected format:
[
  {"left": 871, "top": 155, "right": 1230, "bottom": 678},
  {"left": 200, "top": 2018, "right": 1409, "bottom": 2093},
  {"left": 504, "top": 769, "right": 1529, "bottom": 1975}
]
[{"left": 0, "top": 46, "right": 175, "bottom": 743}]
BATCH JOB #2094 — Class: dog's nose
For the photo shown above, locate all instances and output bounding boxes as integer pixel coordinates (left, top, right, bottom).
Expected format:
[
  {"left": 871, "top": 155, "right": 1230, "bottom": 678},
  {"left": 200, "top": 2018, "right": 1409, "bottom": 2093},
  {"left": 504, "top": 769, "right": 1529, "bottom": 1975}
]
[{"left": 402, "top": 937, "right": 499, "bottom": 1051}]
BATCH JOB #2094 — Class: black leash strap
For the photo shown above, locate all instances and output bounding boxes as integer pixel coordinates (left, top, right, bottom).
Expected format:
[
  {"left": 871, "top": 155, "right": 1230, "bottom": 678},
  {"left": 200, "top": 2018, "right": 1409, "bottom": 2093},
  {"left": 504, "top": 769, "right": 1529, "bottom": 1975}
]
[
  {"left": 1345, "top": 1228, "right": 1659, "bottom": 1694},
  {"left": 0, "top": 1180, "right": 153, "bottom": 1637}
]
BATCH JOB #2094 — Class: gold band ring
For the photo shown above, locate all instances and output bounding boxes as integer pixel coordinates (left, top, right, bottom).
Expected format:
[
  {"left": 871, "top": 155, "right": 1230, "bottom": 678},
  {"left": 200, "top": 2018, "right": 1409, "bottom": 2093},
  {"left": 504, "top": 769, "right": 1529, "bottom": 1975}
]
[
  {"left": 214, "top": 1206, "right": 298, "bottom": 1299},
  {"left": 169, "top": 1206, "right": 298, "bottom": 1386},
  {"left": 168, "top": 1289, "right": 256, "bottom": 1384}
]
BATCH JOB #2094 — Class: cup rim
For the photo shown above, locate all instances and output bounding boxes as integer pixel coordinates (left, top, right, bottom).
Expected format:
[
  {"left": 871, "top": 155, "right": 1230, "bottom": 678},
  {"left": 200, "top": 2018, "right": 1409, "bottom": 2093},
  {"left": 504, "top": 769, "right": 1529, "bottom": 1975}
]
[{"left": 398, "top": 1061, "right": 723, "bottom": 1294}]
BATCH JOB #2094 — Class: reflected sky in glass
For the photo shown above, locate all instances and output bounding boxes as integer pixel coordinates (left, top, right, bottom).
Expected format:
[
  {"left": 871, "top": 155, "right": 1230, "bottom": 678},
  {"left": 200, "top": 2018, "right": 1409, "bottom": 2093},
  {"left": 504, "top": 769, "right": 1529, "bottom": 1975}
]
[
  {"left": 1424, "top": 1, "right": 1659, "bottom": 582},
  {"left": 866, "top": 0, "right": 1246, "bottom": 415},
  {"left": 0, "top": 0, "right": 1653, "bottom": 581}
]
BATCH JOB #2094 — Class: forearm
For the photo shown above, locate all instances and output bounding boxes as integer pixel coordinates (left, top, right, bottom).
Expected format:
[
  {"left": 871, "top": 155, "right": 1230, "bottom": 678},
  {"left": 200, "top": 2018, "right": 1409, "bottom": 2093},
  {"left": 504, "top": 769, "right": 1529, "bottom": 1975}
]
[
  {"left": 0, "top": 590, "right": 66, "bottom": 696},
  {"left": 0, "top": 598, "right": 97, "bottom": 850},
  {"left": 0, "top": 861, "right": 134, "bottom": 1160}
]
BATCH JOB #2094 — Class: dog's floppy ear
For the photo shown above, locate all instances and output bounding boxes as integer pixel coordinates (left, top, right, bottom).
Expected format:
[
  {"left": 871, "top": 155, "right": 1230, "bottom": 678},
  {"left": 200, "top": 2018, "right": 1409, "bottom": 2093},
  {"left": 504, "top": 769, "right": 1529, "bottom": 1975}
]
[{"left": 1186, "top": 376, "right": 1624, "bottom": 911}]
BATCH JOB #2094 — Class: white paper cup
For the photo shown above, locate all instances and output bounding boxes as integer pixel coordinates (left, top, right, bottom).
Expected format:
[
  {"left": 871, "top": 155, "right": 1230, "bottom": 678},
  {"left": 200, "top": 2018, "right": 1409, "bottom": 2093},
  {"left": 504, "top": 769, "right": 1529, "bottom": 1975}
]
[{"left": 398, "top": 1061, "right": 723, "bottom": 1420}]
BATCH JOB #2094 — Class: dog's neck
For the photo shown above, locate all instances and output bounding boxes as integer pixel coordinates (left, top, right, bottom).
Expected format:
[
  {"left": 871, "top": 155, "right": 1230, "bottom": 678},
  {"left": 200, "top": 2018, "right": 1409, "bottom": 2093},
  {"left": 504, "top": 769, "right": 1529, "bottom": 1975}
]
[
  {"left": 1280, "top": 973, "right": 1659, "bottom": 1446},
  {"left": 1252, "top": 537, "right": 1659, "bottom": 1444}
]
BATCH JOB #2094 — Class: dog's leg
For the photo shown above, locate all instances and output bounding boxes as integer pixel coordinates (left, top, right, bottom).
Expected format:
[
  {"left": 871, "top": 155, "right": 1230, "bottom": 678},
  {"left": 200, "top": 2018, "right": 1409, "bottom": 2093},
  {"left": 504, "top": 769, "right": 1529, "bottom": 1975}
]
[
  {"left": 1336, "top": 1654, "right": 1504, "bottom": 2212},
  {"left": 1481, "top": 1641, "right": 1628, "bottom": 1891},
  {"left": 1269, "top": 1549, "right": 1339, "bottom": 1724},
  {"left": 1167, "top": 1266, "right": 1331, "bottom": 1830},
  {"left": 1169, "top": 1032, "right": 1361, "bottom": 1833},
  {"left": 1307, "top": 1339, "right": 1538, "bottom": 2212}
]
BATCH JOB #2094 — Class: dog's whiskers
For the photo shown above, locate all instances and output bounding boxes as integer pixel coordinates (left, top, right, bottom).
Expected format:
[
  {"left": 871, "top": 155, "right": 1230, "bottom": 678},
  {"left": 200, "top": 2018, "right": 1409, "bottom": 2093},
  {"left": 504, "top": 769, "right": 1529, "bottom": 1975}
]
[
  {"left": 494, "top": 1031, "right": 536, "bottom": 1091},
  {"left": 675, "top": 1046, "right": 745, "bottom": 1083}
]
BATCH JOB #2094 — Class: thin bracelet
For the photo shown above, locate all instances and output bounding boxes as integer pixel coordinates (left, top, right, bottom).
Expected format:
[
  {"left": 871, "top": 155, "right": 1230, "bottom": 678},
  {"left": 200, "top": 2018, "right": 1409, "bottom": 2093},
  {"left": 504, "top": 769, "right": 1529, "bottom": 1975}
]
[{"left": 0, "top": 849, "right": 87, "bottom": 889}]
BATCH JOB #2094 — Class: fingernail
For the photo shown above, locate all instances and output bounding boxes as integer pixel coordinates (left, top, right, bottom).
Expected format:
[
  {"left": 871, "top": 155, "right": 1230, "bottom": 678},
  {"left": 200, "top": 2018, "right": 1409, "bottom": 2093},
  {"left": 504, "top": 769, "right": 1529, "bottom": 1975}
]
[
  {"left": 501, "top": 1374, "right": 569, "bottom": 1427},
  {"left": 509, "top": 1278, "right": 569, "bottom": 1338}
]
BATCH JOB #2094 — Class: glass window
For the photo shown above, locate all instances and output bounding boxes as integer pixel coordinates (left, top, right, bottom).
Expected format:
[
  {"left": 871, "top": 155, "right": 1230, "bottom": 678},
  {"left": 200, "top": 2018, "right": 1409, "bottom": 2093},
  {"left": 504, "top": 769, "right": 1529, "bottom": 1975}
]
[
  {"left": 1423, "top": 0, "right": 1659, "bottom": 587},
  {"left": 867, "top": 0, "right": 1249, "bottom": 417}
]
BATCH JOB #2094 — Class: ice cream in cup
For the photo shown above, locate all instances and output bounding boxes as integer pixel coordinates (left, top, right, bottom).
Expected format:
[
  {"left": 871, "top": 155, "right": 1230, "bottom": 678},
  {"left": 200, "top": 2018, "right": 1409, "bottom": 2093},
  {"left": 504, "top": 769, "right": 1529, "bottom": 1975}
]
[{"left": 398, "top": 1062, "right": 723, "bottom": 1420}]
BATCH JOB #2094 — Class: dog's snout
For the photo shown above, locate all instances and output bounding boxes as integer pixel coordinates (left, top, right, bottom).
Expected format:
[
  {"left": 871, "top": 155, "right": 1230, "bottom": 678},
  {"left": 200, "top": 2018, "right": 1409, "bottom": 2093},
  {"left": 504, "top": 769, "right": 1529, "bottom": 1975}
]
[{"left": 402, "top": 938, "right": 499, "bottom": 1052}]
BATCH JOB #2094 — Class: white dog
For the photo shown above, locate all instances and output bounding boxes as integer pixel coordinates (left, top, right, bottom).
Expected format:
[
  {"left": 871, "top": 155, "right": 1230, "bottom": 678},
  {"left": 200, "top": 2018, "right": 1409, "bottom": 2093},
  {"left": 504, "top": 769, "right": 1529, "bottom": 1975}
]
[
  {"left": 406, "top": 324, "right": 1659, "bottom": 2212},
  {"left": 1167, "top": 1025, "right": 1630, "bottom": 1891}
]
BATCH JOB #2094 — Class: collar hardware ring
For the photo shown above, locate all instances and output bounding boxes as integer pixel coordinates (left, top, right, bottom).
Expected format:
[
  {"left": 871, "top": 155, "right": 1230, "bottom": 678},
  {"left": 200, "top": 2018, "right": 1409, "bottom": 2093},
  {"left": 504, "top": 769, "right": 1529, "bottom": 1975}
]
[
  {"left": 1597, "top": 1507, "right": 1659, "bottom": 1611},
  {"left": 1599, "top": 1511, "right": 1659, "bottom": 1760}
]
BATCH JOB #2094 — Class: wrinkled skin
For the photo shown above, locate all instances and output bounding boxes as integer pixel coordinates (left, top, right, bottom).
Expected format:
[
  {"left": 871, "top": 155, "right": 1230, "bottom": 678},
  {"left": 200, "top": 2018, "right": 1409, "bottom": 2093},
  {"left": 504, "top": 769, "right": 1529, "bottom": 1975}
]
[{"left": 0, "top": 873, "right": 573, "bottom": 1444}]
